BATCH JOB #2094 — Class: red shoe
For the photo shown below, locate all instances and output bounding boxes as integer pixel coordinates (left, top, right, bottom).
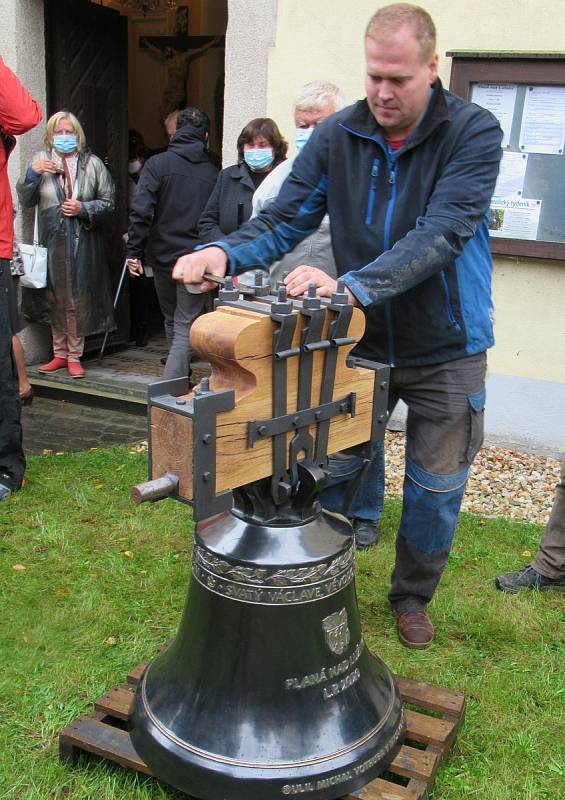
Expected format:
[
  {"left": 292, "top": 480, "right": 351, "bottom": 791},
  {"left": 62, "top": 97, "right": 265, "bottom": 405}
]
[
  {"left": 38, "top": 357, "right": 68, "bottom": 373},
  {"left": 67, "top": 361, "right": 85, "bottom": 379}
]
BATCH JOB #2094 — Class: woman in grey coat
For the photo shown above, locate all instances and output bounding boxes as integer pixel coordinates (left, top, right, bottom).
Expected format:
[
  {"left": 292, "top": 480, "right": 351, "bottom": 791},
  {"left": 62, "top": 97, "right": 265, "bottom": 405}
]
[{"left": 17, "top": 110, "right": 114, "bottom": 378}]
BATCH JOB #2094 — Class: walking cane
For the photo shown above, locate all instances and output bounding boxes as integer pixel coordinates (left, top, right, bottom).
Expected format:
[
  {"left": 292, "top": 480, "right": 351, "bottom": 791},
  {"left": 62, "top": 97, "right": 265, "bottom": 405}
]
[{"left": 98, "top": 259, "right": 128, "bottom": 362}]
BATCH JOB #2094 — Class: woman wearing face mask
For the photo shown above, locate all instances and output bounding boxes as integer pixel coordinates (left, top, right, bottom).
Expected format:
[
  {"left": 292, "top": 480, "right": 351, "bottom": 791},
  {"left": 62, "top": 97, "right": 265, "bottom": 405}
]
[
  {"left": 17, "top": 111, "right": 115, "bottom": 378},
  {"left": 198, "top": 118, "right": 287, "bottom": 243}
]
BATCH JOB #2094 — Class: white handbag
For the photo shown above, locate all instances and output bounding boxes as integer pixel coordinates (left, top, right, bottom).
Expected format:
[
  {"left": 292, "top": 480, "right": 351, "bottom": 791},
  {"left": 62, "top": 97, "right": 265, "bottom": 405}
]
[{"left": 19, "top": 207, "right": 48, "bottom": 289}]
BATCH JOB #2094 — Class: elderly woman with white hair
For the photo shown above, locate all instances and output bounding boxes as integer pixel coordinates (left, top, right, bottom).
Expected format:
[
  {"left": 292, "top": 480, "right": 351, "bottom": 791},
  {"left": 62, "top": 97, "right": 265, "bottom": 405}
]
[
  {"left": 251, "top": 80, "right": 346, "bottom": 286},
  {"left": 17, "top": 110, "right": 114, "bottom": 378}
]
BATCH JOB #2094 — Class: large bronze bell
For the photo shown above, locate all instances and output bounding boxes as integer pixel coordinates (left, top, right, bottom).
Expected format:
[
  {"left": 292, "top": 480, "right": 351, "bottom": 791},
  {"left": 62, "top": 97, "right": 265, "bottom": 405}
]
[{"left": 131, "top": 278, "right": 405, "bottom": 799}]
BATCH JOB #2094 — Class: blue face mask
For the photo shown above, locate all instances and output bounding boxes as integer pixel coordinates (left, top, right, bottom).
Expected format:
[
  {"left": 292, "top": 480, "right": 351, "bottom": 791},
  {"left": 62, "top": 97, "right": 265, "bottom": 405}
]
[
  {"left": 295, "top": 127, "right": 314, "bottom": 151},
  {"left": 244, "top": 147, "right": 273, "bottom": 171},
  {"left": 53, "top": 134, "right": 78, "bottom": 154}
]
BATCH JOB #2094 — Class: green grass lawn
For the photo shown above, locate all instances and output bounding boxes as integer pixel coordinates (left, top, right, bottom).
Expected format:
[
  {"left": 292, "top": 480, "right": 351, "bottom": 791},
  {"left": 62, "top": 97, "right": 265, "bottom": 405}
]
[{"left": 1, "top": 446, "right": 563, "bottom": 800}]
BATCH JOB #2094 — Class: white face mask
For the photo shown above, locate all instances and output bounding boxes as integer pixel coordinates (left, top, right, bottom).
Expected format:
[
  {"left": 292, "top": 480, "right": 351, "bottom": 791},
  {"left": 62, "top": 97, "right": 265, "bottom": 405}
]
[
  {"left": 243, "top": 148, "right": 274, "bottom": 171},
  {"left": 128, "top": 159, "right": 142, "bottom": 175},
  {"left": 295, "top": 127, "right": 314, "bottom": 151}
]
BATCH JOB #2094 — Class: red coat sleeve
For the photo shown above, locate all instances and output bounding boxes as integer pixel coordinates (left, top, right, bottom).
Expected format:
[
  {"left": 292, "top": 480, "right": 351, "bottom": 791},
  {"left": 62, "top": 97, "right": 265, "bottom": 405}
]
[{"left": 0, "top": 56, "right": 42, "bottom": 135}]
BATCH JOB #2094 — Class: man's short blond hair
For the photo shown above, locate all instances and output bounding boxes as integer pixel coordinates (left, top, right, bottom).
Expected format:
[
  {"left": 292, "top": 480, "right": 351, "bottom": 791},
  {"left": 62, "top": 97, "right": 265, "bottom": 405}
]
[{"left": 365, "top": 3, "right": 437, "bottom": 63}]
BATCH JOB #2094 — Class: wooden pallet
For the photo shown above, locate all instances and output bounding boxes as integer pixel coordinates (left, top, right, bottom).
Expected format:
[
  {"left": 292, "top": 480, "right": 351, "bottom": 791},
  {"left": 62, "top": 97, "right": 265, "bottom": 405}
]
[{"left": 59, "top": 661, "right": 465, "bottom": 800}]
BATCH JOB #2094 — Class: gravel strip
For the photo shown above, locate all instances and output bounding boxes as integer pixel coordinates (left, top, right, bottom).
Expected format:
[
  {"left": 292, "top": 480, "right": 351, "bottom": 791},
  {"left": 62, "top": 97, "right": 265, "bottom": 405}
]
[{"left": 384, "top": 431, "right": 562, "bottom": 525}]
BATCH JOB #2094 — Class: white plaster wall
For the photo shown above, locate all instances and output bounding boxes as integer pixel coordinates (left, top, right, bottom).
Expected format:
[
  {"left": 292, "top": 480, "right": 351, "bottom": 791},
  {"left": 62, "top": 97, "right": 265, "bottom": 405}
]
[
  {"left": 223, "top": 0, "right": 277, "bottom": 166},
  {"left": 491, "top": 258, "right": 565, "bottom": 382},
  {"left": 265, "top": 0, "right": 565, "bottom": 149},
  {"left": 257, "top": 0, "right": 565, "bottom": 387},
  {"left": 1, "top": 0, "right": 46, "bottom": 206},
  {"left": 1, "top": 0, "right": 50, "bottom": 363}
]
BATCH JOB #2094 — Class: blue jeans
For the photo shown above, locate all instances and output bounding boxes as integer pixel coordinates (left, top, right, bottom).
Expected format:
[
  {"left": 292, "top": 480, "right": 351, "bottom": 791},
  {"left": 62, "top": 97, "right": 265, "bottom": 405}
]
[{"left": 321, "top": 440, "right": 385, "bottom": 524}]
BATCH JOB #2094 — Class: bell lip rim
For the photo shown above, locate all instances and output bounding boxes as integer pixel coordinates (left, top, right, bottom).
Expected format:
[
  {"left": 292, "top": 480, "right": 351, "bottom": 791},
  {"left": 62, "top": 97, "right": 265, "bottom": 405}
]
[{"left": 138, "top": 664, "right": 403, "bottom": 770}]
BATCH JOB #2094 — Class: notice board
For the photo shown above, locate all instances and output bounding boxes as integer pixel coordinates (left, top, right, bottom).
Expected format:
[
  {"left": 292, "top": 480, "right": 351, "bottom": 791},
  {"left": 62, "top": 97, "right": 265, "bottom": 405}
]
[{"left": 448, "top": 52, "right": 565, "bottom": 260}]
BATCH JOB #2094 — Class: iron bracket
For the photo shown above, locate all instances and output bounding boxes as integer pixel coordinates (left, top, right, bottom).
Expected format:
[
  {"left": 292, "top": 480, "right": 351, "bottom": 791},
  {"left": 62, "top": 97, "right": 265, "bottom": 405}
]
[
  {"left": 247, "top": 392, "right": 357, "bottom": 448},
  {"left": 345, "top": 355, "right": 390, "bottom": 446},
  {"left": 147, "top": 377, "right": 235, "bottom": 522}
]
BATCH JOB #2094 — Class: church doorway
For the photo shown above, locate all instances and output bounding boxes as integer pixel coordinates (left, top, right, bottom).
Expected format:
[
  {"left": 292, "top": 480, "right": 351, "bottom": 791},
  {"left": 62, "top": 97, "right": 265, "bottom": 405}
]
[
  {"left": 44, "top": 0, "right": 227, "bottom": 359},
  {"left": 96, "top": 0, "right": 227, "bottom": 157}
]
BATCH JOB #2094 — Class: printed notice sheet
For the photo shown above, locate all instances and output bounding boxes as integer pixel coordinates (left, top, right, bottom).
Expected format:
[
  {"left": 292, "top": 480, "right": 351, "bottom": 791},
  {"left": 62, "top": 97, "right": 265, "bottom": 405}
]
[
  {"left": 471, "top": 83, "right": 517, "bottom": 148},
  {"left": 494, "top": 151, "right": 528, "bottom": 197},
  {"left": 488, "top": 198, "right": 541, "bottom": 240},
  {"left": 519, "top": 86, "right": 565, "bottom": 155}
]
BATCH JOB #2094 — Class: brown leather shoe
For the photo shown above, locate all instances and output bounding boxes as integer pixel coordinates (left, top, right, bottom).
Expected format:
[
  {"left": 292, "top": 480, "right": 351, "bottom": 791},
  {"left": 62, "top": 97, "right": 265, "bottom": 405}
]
[{"left": 395, "top": 610, "right": 434, "bottom": 649}]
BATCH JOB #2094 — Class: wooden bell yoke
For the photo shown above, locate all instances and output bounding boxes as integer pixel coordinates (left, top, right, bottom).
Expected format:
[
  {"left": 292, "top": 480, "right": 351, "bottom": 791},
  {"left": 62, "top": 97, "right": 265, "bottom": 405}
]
[{"left": 133, "top": 274, "right": 389, "bottom": 521}]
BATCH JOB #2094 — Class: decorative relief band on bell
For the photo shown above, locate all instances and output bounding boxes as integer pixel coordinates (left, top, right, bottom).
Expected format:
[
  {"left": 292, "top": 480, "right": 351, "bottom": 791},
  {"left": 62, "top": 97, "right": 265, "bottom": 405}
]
[{"left": 191, "top": 545, "right": 355, "bottom": 605}]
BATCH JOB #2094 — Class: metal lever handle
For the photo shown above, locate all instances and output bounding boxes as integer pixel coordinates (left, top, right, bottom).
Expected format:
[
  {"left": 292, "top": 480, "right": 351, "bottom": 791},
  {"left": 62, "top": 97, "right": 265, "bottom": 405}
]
[
  {"left": 131, "top": 473, "right": 179, "bottom": 505},
  {"left": 186, "top": 273, "right": 256, "bottom": 296}
]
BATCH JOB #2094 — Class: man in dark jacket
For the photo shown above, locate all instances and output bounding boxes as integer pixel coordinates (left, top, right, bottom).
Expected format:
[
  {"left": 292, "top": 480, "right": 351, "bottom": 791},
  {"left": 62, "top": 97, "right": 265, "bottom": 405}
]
[
  {"left": 172, "top": 4, "right": 502, "bottom": 649},
  {"left": 0, "top": 56, "right": 42, "bottom": 501},
  {"left": 127, "top": 107, "right": 218, "bottom": 380}
]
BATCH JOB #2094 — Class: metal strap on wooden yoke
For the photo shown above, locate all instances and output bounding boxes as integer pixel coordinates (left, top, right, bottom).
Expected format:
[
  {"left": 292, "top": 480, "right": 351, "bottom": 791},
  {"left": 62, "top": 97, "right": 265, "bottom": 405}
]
[
  {"left": 269, "top": 286, "right": 300, "bottom": 505},
  {"left": 314, "top": 280, "right": 356, "bottom": 469},
  {"left": 289, "top": 283, "right": 328, "bottom": 483},
  {"left": 138, "top": 376, "right": 235, "bottom": 521},
  {"left": 250, "top": 280, "right": 360, "bottom": 507}
]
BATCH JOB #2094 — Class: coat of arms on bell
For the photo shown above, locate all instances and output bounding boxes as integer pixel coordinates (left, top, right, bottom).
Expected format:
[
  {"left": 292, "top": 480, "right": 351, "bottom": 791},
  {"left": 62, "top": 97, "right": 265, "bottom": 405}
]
[{"left": 322, "top": 608, "right": 351, "bottom": 655}]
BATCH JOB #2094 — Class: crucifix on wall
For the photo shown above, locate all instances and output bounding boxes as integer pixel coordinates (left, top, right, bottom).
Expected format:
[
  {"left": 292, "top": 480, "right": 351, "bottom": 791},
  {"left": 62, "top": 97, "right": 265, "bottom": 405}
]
[{"left": 140, "top": 6, "right": 224, "bottom": 116}]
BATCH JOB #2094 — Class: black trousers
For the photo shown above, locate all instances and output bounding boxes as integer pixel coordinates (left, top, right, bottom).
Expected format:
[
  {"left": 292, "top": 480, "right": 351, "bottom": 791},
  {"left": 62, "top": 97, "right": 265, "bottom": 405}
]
[
  {"left": 152, "top": 266, "right": 209, "bottom": 381},
  {"left": 0, "top": 259, "right": 25, "bottom": 491}
]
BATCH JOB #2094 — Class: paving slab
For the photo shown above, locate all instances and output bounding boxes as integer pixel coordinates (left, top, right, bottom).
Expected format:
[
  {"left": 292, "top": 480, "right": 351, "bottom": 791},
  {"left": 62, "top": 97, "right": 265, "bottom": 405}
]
[{"left": 21, "top": 397, "right": 148, "bottom": 455}]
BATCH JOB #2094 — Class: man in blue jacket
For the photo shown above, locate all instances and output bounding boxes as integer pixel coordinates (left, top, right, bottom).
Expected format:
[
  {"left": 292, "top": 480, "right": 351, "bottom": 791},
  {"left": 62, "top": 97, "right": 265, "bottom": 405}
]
[{"left": 172, "top": 4, "right": 502, "bottom": 649}]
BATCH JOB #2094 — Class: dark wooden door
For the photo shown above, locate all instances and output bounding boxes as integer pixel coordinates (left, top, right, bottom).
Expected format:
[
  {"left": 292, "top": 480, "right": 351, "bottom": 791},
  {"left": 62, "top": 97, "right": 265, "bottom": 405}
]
[{"left": 45, "top": 0, "right": 129, "bottom": 349}]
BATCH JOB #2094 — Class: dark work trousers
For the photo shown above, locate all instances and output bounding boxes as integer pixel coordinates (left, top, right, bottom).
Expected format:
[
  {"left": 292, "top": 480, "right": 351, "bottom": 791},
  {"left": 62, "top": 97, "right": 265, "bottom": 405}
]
[
  {"left": 129, "top": 272, "right": 158, "bottom": 346},
  {"left": 532, "top": 458, "right": 565, "bottom": 580},
  {"left": 0, "top": 259, "right": 25, "bottom": 491},
  {"left": 323, "top": 352, "right": 487, "bottom": 613},
  {"left": 152, "top": 266, "right": 208, "bottom": 380}
]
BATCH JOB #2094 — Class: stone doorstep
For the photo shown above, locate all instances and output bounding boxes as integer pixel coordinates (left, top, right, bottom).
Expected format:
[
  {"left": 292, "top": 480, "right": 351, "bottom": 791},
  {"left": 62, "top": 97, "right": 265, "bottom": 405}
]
[{"left": 27, "top": 359, "right": 212, "bottom": 405}]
